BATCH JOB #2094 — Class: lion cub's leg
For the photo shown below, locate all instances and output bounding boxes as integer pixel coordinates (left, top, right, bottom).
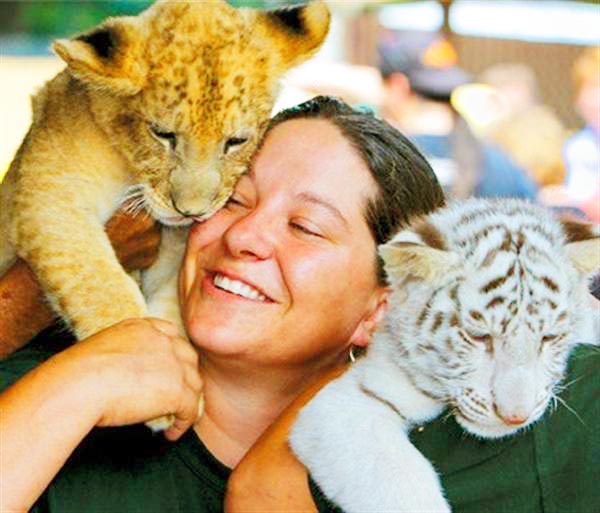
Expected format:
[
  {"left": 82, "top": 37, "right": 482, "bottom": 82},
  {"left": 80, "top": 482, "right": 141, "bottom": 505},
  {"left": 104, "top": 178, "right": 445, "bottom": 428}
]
[
  {"left": 0, "top": 169, "right": 18, "bottom": 277},
  {"left": 143, "top": 227, "right": 188, "bottom": 336},
  {"left": 12, "top": 179, "right": 146, "bottom": 340},
  {"left": 142, "top": 227, "right": 203, "bottom": 430}
]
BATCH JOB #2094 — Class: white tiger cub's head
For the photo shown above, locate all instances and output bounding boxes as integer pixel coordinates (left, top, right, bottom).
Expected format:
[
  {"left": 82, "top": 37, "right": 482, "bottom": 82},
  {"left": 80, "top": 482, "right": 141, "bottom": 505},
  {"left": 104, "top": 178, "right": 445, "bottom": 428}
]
[
  {"left": 52, "top": 0, "right": 329, "bottom": 225},
  {"left": 380, "top": 199, "right": 599, "bottom": 438}
]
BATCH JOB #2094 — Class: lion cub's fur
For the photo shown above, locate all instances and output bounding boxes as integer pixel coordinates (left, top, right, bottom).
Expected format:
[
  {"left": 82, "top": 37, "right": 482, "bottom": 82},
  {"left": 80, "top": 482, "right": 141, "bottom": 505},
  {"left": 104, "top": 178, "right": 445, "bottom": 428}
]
[{"left": 0, "top": 0, "right": 329, "bottom": 341}]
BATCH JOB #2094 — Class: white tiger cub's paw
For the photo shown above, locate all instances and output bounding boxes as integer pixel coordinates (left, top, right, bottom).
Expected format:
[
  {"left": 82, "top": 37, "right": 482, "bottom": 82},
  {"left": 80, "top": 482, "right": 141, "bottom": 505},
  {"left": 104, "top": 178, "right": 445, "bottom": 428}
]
[
  {"left": 393, "top": 484, "right": 451, "bottom": 513},
  {"left": 291, "top": 369, "right": 452, "bottom": 513},
  {"left": 334, "top": 451, "right": 452, "bottom": 513}
]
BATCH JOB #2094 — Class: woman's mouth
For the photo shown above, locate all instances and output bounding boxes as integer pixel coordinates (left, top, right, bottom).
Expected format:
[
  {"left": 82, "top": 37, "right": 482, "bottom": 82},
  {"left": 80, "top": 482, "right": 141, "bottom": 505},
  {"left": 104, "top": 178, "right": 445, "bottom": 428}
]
[{"left": 212, "top": 273, "right": 268, "bottom": 302}]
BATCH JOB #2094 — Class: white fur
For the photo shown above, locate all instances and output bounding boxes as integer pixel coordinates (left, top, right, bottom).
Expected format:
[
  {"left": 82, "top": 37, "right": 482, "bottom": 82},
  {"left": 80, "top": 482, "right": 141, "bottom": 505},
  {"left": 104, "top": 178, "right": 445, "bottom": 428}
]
[
  {"left": 291, "top": 199, "right": 599, "bottom": 512},
  {"left": 291, "top": 339, "right": 448, "bottom": 513}
]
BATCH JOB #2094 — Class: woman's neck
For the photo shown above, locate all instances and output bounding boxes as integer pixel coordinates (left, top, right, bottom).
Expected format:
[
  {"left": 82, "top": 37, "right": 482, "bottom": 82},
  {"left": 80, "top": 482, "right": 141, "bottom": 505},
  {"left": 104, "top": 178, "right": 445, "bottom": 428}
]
[{"left": 193, "top": 357, "right": 327, "bottom": 468}]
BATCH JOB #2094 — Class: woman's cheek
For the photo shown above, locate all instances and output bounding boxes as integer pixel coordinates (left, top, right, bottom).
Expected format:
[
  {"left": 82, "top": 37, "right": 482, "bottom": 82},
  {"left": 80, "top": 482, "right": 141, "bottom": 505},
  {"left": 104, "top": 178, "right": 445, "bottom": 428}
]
[{"left": 179, "top": 239, "right": 204, "bottom": 307}]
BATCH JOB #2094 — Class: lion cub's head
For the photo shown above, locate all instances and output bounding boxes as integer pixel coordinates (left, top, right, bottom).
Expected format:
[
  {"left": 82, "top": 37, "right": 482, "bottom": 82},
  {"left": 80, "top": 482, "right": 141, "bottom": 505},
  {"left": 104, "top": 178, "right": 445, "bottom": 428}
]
[{"left": 53, "top": 0, "right": 330, "bottom": 225}]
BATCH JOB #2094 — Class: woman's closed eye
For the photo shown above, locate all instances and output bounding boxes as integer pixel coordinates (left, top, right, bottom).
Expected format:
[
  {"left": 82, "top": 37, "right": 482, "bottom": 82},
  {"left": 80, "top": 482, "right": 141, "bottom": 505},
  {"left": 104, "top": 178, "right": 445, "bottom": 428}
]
[
  {"left": 225, "top": 195, "right": 248, "bottom": 209},
  {"left": 289, "top": 220, "right": 323, "bottom": 238}
]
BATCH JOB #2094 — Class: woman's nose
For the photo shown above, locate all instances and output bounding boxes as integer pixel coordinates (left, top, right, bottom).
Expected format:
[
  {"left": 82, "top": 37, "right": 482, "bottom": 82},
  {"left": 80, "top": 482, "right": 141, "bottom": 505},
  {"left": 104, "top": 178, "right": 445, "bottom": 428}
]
[{"left": 223, "top": 210, "right": 274, "bottom": 260}]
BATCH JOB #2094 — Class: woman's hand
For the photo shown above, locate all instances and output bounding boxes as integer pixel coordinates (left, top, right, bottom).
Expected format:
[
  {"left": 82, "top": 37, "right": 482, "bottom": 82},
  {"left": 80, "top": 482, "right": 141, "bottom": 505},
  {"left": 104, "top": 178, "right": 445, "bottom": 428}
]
[
  {"left": 78, "top": 318, "right": 203, "bottom": 439},
  {"left": 0, "top": 317, "right": 202, "bottom": 512},
  {"left": 0, "top": 207, "right": 161, "bottom": 358}
]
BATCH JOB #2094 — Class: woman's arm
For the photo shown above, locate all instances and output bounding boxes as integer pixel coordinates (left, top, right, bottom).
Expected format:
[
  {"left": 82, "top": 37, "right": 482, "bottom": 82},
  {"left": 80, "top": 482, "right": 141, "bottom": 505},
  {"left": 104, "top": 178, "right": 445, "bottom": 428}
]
[
  {"left": 225, "top": 365, "right": 348, "bottom": 513},
  {"left": 0, "top": 209, "right": 161, "bottom": 358},
  {"left": 0, "top": 317, "right": 202, "bottom": 513},
  {"left": 0, "top": 260, "right": 54, "bottom": 358}
]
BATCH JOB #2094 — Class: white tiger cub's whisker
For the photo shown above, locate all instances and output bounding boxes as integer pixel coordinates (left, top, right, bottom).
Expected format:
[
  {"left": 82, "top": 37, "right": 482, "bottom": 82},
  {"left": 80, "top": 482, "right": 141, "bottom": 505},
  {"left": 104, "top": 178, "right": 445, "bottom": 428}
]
[
  {"left": 551, "top": 393, "right": 586, "bottom": 427},
  {"left": 291, "top": 198, "right": 599, "bottom": 513}
]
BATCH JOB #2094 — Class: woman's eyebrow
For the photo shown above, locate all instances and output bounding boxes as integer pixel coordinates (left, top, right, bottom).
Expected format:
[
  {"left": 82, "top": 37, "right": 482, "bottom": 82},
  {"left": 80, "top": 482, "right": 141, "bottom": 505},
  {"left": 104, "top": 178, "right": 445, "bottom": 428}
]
[{"left": 296, "top": 192, "right": 349, "bottom": 227}]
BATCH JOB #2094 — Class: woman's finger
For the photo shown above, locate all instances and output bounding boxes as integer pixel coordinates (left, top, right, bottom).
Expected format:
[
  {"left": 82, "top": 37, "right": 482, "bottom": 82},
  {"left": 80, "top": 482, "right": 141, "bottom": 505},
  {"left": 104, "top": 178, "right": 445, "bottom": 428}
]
[
  {"left": 182, "top": 360, "right": 204, "bottom": 396},
  {"left": 171, "top": 336, "right": 201, "bottom": 367},
  {"left": 163, "top": 390, "right": 200, "bottom": 441}
]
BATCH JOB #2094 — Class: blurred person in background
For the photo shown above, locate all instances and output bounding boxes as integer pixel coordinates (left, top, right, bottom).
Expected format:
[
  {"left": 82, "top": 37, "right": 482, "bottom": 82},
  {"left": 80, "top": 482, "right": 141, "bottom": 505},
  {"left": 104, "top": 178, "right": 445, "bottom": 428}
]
[
  {"left": 479, "top": 63, "right": 540, "bottom": 117},
  {"left": 537, "top": 46, "right": 600, "bottom": 222},
  {"left": 478, "top": 63, "right": 567, "bottom": 188},
  {"left": 378, "top": 31, "right": 538, "bottom": 201},
  {"left": 561, "top": 46, "right": 600, "bottom": 222}
]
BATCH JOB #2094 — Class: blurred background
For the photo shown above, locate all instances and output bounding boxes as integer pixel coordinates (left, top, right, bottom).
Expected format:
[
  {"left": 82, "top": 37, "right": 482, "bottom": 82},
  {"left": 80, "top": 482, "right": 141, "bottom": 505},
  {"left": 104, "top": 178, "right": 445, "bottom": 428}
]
[{"left": 1, "top": 0, "right": 599, "bottom": 220}]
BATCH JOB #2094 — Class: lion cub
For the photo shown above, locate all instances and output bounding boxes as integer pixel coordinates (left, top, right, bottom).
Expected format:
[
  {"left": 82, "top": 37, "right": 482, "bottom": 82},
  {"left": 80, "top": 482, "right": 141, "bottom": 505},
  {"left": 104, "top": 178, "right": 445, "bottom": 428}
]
[
  {"left": 0, "top": 0, "right": 328, "bottom": 337},
  {"left": 0, "top": 0, "right": 329, "bottom": 428}
]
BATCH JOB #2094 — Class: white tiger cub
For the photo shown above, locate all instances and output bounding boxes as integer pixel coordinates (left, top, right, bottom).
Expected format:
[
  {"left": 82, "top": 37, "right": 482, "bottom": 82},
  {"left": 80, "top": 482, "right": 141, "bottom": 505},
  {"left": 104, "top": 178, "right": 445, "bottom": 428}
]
[{"left": 290, "top": 198, "right": 599, "bottom": 513}]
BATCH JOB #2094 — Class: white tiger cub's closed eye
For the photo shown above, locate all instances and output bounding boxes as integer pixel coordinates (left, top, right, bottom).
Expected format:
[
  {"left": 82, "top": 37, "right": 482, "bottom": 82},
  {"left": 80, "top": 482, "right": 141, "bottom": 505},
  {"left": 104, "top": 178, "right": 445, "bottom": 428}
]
[{"left": 291, "top": 198, "right": 599, "bottom": 513}]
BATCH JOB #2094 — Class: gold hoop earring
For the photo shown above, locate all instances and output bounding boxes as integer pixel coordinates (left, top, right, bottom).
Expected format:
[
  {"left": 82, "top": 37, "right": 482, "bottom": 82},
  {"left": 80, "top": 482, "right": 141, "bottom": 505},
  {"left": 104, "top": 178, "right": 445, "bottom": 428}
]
[{"left": 349, "top": 345, "right": 356, "bottom": 363}]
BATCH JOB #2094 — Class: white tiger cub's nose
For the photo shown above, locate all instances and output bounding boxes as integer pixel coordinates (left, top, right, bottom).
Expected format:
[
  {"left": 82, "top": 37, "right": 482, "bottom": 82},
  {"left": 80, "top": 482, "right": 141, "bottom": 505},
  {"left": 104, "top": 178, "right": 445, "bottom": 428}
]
[
  {"left": 493, "top": 365, "right": 537, "bottom": 427},
  {"left": 499, "top": 412, "right": 528, "bottom": 426}
]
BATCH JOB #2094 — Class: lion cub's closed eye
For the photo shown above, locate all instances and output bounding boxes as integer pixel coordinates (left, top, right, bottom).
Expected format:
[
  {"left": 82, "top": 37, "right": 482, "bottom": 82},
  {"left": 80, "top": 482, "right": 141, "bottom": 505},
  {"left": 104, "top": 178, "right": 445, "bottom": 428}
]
[{"left": 0, "top": 0, "right": 330, "bottom": 430}]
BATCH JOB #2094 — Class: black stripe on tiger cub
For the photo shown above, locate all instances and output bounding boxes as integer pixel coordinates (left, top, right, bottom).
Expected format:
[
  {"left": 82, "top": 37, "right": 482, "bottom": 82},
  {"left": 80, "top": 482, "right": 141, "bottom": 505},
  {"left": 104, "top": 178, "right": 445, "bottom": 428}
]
[
  {"left": 416, "top": 307, "right": 429, "bottom": 329},
  {"left": 412, "top": 220, "right": 447, "bottom": 250},
  {"left": 480, "top": 274, "right": 509, "bottom": 294},
  {"left": 486, "top": 296, "right": 505, "bottom": 309},
  {"left": 559, "top": 217, "right": 598, "bottom": 243},
  {"left": 431, "top": 312, "right": 444, "bottom": 333},
  {"left": 541, "top": 276, "right": 560, "bottom": 292},
  {"left": 469, "top": 310, "right": 484, "bottom": 321},
  {"left": 416, "top": 287, "right": 443, "bottom": 328}
]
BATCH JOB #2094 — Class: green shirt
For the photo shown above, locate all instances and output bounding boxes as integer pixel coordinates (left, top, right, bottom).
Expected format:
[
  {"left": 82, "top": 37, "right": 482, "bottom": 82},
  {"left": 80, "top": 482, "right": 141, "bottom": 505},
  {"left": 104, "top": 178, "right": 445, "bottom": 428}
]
[{"left": 1, "top": 330, "right": 598, "bottom": 513}]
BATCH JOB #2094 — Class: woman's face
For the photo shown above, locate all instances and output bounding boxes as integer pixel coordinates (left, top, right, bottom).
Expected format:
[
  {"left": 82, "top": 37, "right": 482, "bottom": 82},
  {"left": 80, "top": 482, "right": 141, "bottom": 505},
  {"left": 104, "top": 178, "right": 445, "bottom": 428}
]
[{"left": 179, "top": 118, "right": 387, "bottom": 369}]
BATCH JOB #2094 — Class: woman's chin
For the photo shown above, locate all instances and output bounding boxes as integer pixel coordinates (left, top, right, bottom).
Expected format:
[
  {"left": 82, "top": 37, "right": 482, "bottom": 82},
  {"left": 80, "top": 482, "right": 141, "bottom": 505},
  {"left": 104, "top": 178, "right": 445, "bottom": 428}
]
[{"left": 185, "top": 315, "right": 260, "bottom": 356}]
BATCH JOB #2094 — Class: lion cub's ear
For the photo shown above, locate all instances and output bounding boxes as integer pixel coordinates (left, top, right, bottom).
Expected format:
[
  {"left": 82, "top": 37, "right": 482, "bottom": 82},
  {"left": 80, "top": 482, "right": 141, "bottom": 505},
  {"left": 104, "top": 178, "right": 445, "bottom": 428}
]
[
  {"left": 256, "top": 1, "right": 330, "bottom": 68},
  {"left": 53, "top": 17, "right": 146, "bottom": 96}
]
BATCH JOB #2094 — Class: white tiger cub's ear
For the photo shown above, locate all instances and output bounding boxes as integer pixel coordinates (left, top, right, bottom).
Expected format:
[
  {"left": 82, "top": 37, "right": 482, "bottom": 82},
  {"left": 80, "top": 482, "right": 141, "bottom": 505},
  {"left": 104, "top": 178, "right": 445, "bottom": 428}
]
[
  {"left": 53, "top": 17, "right": 146, "bottom": 96},
  {"left": 379, "top": 221, "right": 461, "bottom": 284},
  {"left": 561, "top": 218, "right": 600, "bottom": 274}
]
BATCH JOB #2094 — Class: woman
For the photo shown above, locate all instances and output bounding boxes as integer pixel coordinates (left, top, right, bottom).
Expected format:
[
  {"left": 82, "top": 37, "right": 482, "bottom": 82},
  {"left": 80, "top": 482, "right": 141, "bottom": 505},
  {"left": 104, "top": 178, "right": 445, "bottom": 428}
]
[
  {"left": 0, "top": 96, "right": 445, "bottom": 512},
  {"left": 2, "top": 98, "right": 598, "bottom": 513}
]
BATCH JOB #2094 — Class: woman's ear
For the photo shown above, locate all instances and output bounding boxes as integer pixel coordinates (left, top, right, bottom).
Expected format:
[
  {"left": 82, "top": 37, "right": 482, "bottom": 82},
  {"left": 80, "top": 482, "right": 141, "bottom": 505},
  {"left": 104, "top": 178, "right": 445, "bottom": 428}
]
[{"left": 348, "top": 288, "right": 389, "bottom": 349}]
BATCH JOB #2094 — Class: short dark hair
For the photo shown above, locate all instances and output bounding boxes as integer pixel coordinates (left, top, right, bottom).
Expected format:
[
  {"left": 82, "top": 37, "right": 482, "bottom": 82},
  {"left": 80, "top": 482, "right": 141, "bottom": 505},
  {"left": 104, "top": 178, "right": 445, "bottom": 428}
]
[{"left": 266, "top": 96, "right": 445, "bottom": 284}]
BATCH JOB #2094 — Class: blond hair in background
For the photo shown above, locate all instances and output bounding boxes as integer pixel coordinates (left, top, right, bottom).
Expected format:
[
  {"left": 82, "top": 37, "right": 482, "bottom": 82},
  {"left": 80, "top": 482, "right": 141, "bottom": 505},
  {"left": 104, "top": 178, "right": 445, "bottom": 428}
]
[
  {"left": 572, "top": 46, "right": 600, "bottom": 95},
  {"left": 478, "top": 63, "right": 567, "bottom": 187},
  {"left": 488, "top": 105, "right": 567, "bottom": 186}
]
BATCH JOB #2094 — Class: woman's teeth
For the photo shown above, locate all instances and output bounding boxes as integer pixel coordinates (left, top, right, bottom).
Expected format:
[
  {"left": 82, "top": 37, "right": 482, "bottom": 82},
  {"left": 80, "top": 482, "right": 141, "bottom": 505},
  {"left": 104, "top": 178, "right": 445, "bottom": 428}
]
[{"left": 213, "top": 274, "right": 267, "bottom": 301}]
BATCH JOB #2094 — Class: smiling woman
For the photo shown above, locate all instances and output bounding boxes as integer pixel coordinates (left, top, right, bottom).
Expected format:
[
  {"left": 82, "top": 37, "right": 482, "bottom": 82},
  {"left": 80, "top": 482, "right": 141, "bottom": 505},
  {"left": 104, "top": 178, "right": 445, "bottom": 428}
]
[
  {"left": 2, "top": 96, "right": 598, "bottom": 513},
  {"left": 0, "top": 96, "right": 446, "bottom": 512}
]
